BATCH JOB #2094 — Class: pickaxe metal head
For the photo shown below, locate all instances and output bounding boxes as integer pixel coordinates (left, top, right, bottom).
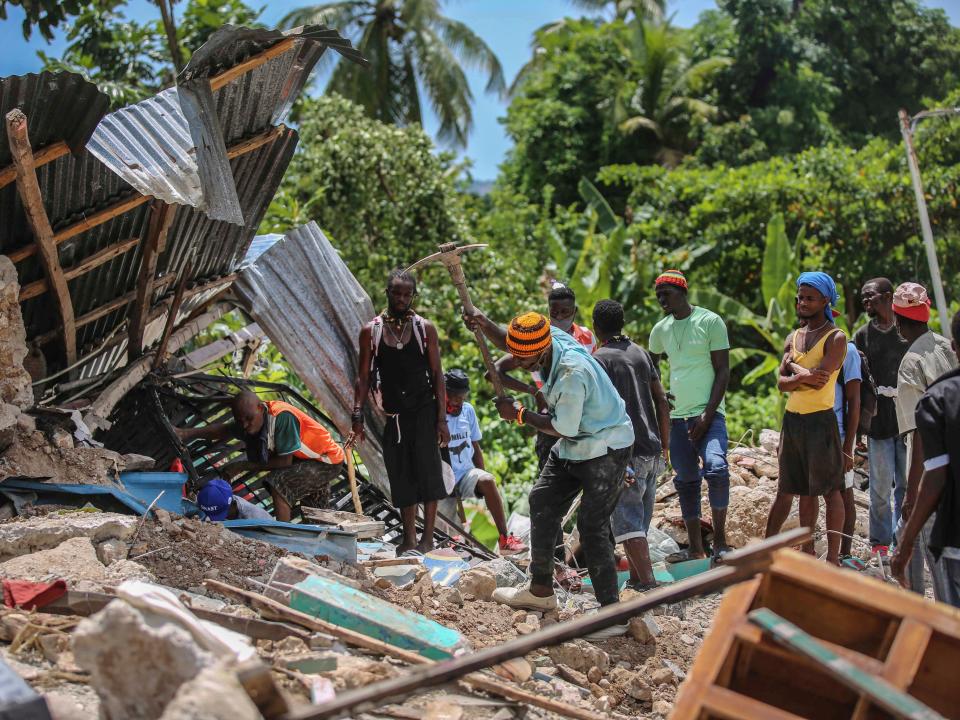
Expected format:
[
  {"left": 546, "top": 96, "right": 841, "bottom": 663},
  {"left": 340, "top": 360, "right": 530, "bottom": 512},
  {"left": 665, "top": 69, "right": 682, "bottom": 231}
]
[{"left": 404, "top": 243, "right": 487, "bottom": 274}]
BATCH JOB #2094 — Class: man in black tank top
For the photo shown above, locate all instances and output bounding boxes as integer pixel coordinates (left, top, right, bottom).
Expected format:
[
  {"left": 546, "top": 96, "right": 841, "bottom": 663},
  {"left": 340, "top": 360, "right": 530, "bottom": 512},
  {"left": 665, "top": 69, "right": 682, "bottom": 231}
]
[{"left": 351, "top": 269, "right": 451, "bottom": 555}]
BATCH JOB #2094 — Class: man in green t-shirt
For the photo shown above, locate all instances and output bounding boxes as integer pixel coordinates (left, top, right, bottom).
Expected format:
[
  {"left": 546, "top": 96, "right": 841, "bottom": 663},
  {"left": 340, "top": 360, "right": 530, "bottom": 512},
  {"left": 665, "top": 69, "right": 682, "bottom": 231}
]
[{"left": 648, "top": 270, "right": 731, "bottom": 562}]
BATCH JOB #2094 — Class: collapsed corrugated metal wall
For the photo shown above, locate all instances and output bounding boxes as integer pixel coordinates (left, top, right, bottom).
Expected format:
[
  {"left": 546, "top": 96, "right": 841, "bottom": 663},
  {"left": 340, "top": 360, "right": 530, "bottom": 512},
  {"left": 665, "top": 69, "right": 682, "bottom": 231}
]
[{"left": 234, "top": 222, "right": 391, "bottom": 496}]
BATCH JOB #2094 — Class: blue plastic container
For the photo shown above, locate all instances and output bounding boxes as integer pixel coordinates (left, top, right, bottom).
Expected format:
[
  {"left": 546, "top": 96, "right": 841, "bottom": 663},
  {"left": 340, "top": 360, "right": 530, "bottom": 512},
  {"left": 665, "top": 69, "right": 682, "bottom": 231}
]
[{"left": 119, "top": 471, "right": 189, "bottom": 515}]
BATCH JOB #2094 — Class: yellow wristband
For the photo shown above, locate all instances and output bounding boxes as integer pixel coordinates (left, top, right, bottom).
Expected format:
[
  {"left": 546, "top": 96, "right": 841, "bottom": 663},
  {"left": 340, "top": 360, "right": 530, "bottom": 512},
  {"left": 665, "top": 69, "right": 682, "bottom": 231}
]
[{"left": 516, "top": 406, "right": 525, "bottom": 426}]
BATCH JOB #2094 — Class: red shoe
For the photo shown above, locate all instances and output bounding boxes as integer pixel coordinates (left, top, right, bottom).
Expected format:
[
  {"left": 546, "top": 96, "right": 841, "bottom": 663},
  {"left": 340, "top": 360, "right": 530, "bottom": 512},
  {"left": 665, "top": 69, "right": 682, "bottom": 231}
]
[{"left": 498, "top": 534, "right": 527, "bottom": 556}]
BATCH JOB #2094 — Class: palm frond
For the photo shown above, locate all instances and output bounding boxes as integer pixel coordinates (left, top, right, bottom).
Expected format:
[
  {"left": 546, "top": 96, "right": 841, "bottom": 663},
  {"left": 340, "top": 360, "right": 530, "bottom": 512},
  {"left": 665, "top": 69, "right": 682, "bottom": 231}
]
[
  {"left": 434, "top": 16, "right": 506, "bottom": 96},
  {"left": 411, "top": 26, "right": 473, "bottom": 147},
  {"left": 619, "top": 114, "right": 662, "bottom": 139},
  {"left": 279, "top": 1, "right": 368, "bottom": 30}
]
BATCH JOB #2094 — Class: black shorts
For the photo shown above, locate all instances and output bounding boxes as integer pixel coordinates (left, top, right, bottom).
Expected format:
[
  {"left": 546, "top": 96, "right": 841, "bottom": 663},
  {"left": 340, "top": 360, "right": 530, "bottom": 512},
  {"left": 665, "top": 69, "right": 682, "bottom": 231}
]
[
  {"left": 382, "top": 404, "right": 447, "bottom": 508},
  {"left": 778, "top": 409, "right": 844, "bottom": 496}
]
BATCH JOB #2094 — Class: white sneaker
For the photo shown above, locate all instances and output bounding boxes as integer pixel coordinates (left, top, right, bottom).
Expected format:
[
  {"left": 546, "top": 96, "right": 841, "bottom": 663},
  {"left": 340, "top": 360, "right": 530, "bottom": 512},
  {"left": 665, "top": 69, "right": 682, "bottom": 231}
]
[
  {"left": 491, "top": 585, "right": 558, "bottom": 611},
  {"left": 584, "top": 622, "right": 628, "bottom": 641}
]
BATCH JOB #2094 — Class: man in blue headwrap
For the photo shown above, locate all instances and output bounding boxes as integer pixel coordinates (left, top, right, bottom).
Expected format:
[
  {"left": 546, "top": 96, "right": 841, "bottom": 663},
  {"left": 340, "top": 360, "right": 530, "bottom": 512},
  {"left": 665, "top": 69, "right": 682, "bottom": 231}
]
[{"left": 765, "top": 272, "right": 849, "bottom": 566}]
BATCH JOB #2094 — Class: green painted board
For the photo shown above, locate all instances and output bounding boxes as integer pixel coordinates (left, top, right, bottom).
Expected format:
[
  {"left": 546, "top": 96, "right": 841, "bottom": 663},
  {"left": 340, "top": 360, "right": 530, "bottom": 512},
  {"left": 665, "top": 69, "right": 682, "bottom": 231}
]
[{"left": 289, "top": 575, "right": 469, "bottom": 661}]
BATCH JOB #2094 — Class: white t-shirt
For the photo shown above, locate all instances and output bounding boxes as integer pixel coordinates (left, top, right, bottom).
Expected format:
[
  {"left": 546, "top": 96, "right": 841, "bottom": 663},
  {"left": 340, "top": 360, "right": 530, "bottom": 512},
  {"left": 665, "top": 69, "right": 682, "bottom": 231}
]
[{"left": 445, "top": 402, "right": 482, "bottom": 483}]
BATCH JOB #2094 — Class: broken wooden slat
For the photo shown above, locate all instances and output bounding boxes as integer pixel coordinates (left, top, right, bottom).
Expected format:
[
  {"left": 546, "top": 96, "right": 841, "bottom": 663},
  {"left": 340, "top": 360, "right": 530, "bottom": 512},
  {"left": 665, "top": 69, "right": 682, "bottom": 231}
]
[
  {"left": 0, "top": 139, "right": 69, "bottom": 189},
  {"left": 209, "top": 39, "right": 298, "bottom": 90},
  {"left": 8, "top": 126, "right": 286, "bottom": 265},
  {"left": 300, "top": 507, "right": 385, "bottom": 539},
  {"left": 5, "top": 109, "right": 77, "bottom": 364},
  {"left": 459, "top": 675, "right": 607, "bottom": 720},
  {"left": 19, "top": 236, "right": 141, "bottom": 301},
  {"left": 128, "top": 201, "right": 175, "bottom": 359},
  {"left": 700, "top": 686, "right": 806, "bottom": 720},
  {"left": 283, "top": 529, "right": 812, "bottom": 720},
  {"left": 747, "top": 608, "right": 945, "bottom": 720},
  {"left": 152, "top": 262, "right": 191, "bottom": 370}
]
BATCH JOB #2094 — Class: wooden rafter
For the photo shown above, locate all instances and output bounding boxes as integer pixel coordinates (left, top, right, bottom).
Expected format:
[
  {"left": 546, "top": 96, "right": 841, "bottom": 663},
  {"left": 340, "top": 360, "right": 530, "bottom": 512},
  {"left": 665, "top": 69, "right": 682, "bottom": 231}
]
[
  {"left": 5, "top": 109, "right": 77, "bottom": 364},
  {"left": 152, "top": 263, "right": 191, "bottom": 370},
  {"left": 128, "top": 201, "right": 175, "bottom": 360},
  {"left": 7, "top": 125, "right": 288, "bottom": 265},
  {"left": 19, "top": 236, "right": 140, "bottom": 301},
  {"left": 209, "top": 38, "right": 297, "bottom": 90},
  {"left": 0, "top": 140, "right": 69, "bottom": 190}
]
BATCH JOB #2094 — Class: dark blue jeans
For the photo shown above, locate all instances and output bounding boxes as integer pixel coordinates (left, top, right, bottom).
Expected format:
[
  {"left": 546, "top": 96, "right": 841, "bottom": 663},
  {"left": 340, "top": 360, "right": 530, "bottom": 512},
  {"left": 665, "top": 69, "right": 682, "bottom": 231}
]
[{"left": 670, "top": 414, "right": 730, "bottom": 520}]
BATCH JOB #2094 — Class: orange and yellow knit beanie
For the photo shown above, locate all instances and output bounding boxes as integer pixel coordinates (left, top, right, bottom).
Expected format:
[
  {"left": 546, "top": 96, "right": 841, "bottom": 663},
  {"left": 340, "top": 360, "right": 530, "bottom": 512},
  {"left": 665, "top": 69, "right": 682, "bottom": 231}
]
[{"left": 506, "top": 312, "right": 552, "bottom": 357}]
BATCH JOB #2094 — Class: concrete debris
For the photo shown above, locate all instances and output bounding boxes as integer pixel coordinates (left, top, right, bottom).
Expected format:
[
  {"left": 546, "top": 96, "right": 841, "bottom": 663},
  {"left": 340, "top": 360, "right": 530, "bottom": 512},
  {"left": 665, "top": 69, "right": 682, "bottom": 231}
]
[
  {"left": 0, "top": 512, "right": 138, "bottom": 562},
  {"left": 454, "top": 566, "right": 497, "bottom": 601},
  {"left": 0, "top": 536, "right": 107, "bottom": 583},
  {"left": 73, "top": 600, "right": 215, "bottom": 720},
  {"left": 158, "top": 663, "right": 260, "bottom": 720},
  {"left": 0, "top": 256, "right": 33, "bottom": 412},
  {"left": 0, "top": 428, "right": 132, "bottom": 484},
  {"left": 96, "top": 538, "right": 129, "bottom": 566},
  {"left": 548, "top": 639, "right": 609, "bottom": 673},
  {"left": 627, "top": 614, "right": 660, "bottom": 644}
]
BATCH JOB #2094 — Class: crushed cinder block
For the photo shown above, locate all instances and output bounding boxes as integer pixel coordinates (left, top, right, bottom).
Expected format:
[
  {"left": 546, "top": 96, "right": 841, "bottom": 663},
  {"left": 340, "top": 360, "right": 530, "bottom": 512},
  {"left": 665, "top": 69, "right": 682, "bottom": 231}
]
[
  {"left": 0, "top": 256, "right": 33, "bottom": 411},
  {"left": 0, "top": 512, "right": 138, "bottom": 561},
  {"left": 455, "top": 566, "right": 497, "bottom": 601},
  {"left": 96, "top": 538, "right": 129, "bottom": 565},
  {"left": 73, "top": 600, "right": 215, "bottom": 720},
  {"left": 158, "top": 662, "right": 260, "bottom": 720}
]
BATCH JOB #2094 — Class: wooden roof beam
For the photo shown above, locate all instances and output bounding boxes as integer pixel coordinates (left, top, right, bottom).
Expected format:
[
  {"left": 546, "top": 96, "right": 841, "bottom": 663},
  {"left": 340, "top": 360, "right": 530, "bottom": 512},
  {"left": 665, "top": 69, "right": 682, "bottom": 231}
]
[
  {"left": 128, "top": 201, "right": 175, "bottom": 360},
  {"left": 5, "top": 109, "right": 77, "bottom": 364},
  {"left": 7, "top": 125, "right": 287, "bottom": 265},
  {"left": 209, "top": 38, "right": 297, "bottom": 91},
  {"left": 19, "top": 236, "right": 140, "bottom": 301},
  {"left": 0, "top": 140, "right": 69, "bottom": 190}
]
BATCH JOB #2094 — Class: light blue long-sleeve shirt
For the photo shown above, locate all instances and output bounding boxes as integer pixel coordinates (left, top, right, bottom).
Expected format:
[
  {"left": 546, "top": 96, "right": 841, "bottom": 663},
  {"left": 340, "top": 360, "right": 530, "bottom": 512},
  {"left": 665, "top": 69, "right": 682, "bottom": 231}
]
[{"left": 541, "top": 327, "right": 634, "bottom": 461}]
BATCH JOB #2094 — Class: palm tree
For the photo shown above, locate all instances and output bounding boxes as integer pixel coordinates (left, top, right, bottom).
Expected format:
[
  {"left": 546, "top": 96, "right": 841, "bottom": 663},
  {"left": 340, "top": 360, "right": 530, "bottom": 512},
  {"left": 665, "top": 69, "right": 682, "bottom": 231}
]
[
  {"left": 618, "top": 21, "right": 730, "bottom": 166},
  {"left": 280, "top": 0, "right": 505, "bottom": 148}
]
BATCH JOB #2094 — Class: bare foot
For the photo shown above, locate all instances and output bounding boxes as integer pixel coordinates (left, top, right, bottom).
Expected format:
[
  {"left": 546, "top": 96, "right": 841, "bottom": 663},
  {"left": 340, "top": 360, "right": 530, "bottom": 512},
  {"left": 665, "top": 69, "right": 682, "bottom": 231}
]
[
  {"left": 416, "top": 540, "right": 435, "bottom": 554},
  {"left": 395, "top": 542, "right": 416, "bottom": 556}
]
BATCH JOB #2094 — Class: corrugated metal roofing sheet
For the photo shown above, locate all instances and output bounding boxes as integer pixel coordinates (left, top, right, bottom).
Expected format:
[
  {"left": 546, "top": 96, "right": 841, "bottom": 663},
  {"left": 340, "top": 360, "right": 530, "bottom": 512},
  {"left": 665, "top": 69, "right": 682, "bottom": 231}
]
[
  {"left": 0, "top": 72, "right": 110, "bottom": 167},
  {"left": 234, "top": 222, "right": 392, "bottom": 497},
  {"left": 1, "top": 23, "right": 364, "bottom": 382}
]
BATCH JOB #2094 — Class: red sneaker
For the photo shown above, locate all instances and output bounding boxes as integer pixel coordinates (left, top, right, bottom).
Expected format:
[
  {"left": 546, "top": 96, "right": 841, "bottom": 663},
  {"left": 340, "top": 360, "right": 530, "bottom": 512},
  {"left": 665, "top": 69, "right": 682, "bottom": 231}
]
[{"left": 498, "top": 534, "right": 528, "bottom": 556}]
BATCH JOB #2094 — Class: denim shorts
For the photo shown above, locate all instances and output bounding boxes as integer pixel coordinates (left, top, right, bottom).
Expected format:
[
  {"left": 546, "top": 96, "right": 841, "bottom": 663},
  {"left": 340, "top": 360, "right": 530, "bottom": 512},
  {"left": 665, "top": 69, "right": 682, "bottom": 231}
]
[{"left": 611, "top": 454, "right": 664, "bottom": 543}]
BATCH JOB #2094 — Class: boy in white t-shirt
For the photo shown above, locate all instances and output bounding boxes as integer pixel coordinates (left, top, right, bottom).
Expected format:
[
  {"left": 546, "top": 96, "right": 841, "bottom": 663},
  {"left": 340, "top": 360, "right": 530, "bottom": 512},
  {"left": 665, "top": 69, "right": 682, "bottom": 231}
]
[{"left": 443, "top": 370, "right": 527, "bottom": 555}]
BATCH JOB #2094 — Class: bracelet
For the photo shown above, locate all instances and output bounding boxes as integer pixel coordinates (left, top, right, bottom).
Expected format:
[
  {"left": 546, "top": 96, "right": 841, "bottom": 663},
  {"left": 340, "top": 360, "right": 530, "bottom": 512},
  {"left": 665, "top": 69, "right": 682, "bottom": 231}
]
[{"left": 516, "top": 406, "right": 525, "bottom": 426}]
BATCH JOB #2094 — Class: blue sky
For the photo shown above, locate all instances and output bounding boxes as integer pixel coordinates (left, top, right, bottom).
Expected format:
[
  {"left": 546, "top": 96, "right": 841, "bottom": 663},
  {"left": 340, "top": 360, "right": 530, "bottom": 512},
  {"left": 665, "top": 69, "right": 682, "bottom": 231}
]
[{"left": 2, "top": 0, "right": 959, "bottom": 179}]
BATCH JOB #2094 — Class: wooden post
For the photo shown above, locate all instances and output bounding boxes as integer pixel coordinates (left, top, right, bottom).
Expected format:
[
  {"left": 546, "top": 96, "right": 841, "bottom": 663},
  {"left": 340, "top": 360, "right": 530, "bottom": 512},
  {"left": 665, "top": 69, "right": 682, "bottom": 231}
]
[
  {"left": 5, "top": 109, "right": 77, "bottom": 365},
  {"left": 129, "top": 201, "right": 175, "bottom": 360}
]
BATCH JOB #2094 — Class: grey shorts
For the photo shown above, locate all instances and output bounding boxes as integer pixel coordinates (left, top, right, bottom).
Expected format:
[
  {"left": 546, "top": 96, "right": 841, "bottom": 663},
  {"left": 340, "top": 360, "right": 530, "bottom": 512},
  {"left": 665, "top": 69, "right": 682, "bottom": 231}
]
[
  {"left": 611, "top": 454, "right": 664, "bottom": 543},
  {"left": 451, "top": 467, "right": 492, "bottom": 499}
]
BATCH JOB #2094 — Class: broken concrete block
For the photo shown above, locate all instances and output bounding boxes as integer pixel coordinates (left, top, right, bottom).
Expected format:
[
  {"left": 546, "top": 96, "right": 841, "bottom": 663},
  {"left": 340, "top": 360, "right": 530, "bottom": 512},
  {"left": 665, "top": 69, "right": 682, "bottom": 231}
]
[
  {"left": 323, "top": 654, "right": 397, "bottom": 690},
  {"left": 158, "top": 662, "right": 260, "bottom": 720},
  {"left": 556, "top": 663, "right": 589, "bottom": 687},
  {"left": 610, "top": 667, "right": 652, "bottom": 701},
  {"left": 548, "top": 640, "right": 609, "bottom": 673},
  {"left": 96, "top": 538, "right": 129, "bottom": 565},
  {"left": 628, "top": 614, "right": 661, "bottom": 644},
  {"left": 759, "top": 429, "right": 780, "bottom": 455},
  {"left": 0, "top": 536, "right": 106, "bottom": 583},
  {"left": 290, "top": 574, "right": 469, "bottom": 661},
  {"left": 0, "top": 402, "right": 19, "bottom": 452},
  {"left": 73, "top": 600, "right": 214, "bottom": 720},
  {"left": 455, "top": 566, "right": 497, "bottom": 601},
  {"left": 0, "top": 256, "right": 34, "bottom": 411},
  {"left": 372, "top": 563, "right": 419, "bottom": 588},
  {"left": 0, "top": 512, "right": 139, "bottom": 561},
  {"left": 121, "top": 454, "right": 157, "bottom": 471},
  {"left": 277, "top": 653, "right": 339, "bottom": 674}
]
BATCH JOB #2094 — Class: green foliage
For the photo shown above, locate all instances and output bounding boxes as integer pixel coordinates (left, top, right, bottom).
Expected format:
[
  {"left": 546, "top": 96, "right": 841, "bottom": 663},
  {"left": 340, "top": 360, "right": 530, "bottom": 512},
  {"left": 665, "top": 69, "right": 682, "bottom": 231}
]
[
  {"left": 0, "top": 0, "right": 88, "bottom": 41},
  {"left": 724, "top": 385, "right": 782, "bottom": 444},
  {"left": 36, "top": 0, "right": 263, "bottom": 107},
  {"left": 279, "top": 0, "right": 505, "bottom": 148}
]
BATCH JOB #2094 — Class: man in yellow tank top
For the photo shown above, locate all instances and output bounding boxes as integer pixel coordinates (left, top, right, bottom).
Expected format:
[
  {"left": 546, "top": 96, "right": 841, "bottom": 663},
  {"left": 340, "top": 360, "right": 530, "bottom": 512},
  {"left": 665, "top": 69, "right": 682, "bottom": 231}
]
[{"left": 765, "top": 272, "right": 848, "bottom": 565}]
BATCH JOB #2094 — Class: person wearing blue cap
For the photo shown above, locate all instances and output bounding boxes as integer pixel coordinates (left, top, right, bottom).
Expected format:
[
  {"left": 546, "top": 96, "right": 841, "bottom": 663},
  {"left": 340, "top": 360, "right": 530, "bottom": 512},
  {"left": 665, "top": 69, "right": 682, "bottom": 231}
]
[
  {"left": 198, "top": 478, "right": 272, "bottom": 521},
  {"left": 765, "top": 272, "right": 849, "bottom": 566}
]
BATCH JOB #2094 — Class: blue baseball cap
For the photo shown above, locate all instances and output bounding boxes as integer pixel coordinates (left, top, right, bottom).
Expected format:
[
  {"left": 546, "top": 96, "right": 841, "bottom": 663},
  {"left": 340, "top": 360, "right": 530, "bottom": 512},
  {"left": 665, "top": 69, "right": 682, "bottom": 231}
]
[{"left": 198, "top": 478, "right": 233, "bottom": 521}]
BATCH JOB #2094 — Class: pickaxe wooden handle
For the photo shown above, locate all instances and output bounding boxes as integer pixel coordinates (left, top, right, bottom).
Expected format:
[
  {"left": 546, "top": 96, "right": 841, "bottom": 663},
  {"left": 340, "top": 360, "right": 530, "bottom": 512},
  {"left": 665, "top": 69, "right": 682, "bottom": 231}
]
[{"left": 406, "top": 243, "right": 507, "bottom": 400}]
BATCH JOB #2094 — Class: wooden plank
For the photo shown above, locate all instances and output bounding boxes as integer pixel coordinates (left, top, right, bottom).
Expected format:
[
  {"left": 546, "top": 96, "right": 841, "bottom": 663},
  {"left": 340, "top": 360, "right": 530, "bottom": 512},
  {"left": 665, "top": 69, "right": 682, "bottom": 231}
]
[
  {"left": 735, "top": 622, "right": 886, "bottom": 676},
  {"left": 151, "top": 263, "right": 191, "bottom": 370},
  {"left": 882, "top": 619, "right": 933, "bottom": 687},
  {"left": 128, "top": 201, "right": 175, "bottom": 359},
  {"left": 672, "top": 578, "right": 763, "bottom": 720},
  {"left": 19, "top": 236, "right": 140, "bottom": 301},
  {"left": 0, "top": 139, "right": 69, "bottom": 189},
  {"left": 35, "top": 274, "right": 176, "bottom": 346},
  {"left": 209, "top": 38, "right": 298, "bottom": 90},
  {"left": 7, "top": 127, "right": 286, "bottom": 264},
  {"left": 460, "top": 674, "right": 607, "bottom": 720},
  {"left": 6, "top": 109, "right": 77, "bottom": 364},
  {"left": 701, "top": 686, "right": 808, "bottom": 720},
  {"left": 769, "top": 552, "right": 960, "bottom": 639},
  {"left": 748, "top": 608, "right": 945, "bottom": 720}
]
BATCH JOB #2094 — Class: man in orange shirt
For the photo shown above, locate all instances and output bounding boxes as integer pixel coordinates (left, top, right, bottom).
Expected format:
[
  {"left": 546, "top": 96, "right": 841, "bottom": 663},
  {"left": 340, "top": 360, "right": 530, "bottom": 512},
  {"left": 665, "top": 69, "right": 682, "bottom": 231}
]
[{"left": 176, "top": 391, "right": 345, "bottom": 521}]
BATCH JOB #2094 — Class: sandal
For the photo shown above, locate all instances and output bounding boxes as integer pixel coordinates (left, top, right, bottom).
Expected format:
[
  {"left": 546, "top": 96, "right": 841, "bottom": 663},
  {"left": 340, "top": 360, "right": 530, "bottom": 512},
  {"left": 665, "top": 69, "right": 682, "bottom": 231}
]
[
  {"left": 840, "top": 555, "right": 866, "bottom": 571},
  {"left": 665, "top": 549, "right": 708, "bottom": 564},
  {"left": 624, "top": 579, "right": 660, "bottom": 592},
  {"left": 712, "top": 545, "right": 735, "bottom": 565}
]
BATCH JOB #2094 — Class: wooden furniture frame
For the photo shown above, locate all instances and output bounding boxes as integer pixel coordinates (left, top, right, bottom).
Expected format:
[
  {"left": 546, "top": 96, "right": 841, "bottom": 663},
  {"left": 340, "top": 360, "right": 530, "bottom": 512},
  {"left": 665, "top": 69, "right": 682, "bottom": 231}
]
[{"left": 672, "top": 550, "right": 960, "bottom": 720}]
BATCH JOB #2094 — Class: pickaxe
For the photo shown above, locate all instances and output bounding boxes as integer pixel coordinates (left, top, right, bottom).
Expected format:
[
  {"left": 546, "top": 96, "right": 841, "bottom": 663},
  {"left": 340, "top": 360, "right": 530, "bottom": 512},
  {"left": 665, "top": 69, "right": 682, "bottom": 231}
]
[{"left": 406, "top": 243, "right": 507, "bottom": 399}]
